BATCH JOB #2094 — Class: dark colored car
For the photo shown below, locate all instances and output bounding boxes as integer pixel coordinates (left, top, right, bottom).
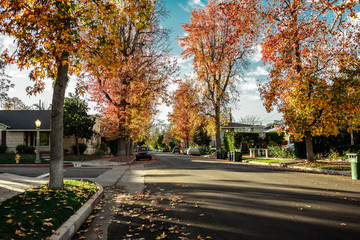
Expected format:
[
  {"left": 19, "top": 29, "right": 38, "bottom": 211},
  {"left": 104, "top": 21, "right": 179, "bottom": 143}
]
[
  {"left": 172, "top": 147, "right": 180, "bottom": 154},
  {"left": 136, "top": 146, "right": 152, "bottom": 161}
]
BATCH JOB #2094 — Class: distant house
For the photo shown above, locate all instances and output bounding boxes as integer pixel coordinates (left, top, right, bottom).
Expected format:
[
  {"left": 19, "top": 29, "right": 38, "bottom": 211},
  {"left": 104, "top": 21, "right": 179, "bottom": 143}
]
[{"left": 0, "top": 110, "right": 101, "bottom": 154}]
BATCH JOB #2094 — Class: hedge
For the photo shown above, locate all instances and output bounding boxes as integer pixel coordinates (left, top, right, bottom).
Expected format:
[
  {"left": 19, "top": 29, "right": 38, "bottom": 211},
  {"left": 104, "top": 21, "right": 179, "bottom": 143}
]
[{"left": 224, "top": 131, "right": 285, "bottom": 153}]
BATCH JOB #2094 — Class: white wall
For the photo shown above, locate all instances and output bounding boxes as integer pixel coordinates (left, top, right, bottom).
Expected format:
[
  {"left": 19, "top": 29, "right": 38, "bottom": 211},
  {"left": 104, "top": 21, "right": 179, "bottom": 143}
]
[{"left": 6, "top": 132, "right": 24, "bottom": 153}]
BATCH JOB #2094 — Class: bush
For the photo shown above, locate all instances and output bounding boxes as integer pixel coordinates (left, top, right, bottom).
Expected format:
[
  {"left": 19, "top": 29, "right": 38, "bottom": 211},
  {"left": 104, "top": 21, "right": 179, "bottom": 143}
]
[
  {"left": 95, "top": 149, "right": 105, "bottom": 156},
  {"left": 72, "top": 143, "right": 88, "bottom": 155},
  {"left": 0, "top": 144, "right": 7, "bottom": 153},
  {"left": 198, "top": 146, "right": 209, "bottom": 155},
  {"left": 99, "top": 142, "right": 109, "bottom": 153},
  {"left": 16, "top": 144, "right": 35, "bottom": 154},
  {"left": 269, "top": 146, "right": 296, "bottom": 159}
]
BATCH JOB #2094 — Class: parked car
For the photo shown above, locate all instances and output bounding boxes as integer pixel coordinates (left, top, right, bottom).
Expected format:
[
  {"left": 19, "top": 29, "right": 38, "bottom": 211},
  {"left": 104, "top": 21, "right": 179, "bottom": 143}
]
[
  {"left": 136, "top": 146, "right": 152, "bottom": 161},
  {"left": 172, "top": 147, "right": 180, "bottom": 154},
  {"left": 187, "top": 147, "right": 200, "bottom": 156}
]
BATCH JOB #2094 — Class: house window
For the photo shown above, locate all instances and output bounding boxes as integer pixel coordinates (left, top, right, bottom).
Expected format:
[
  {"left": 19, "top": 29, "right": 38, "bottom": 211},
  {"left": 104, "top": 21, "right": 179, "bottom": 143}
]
[{"left": 40, "top": 132, "right": 50, "bottom": 146}]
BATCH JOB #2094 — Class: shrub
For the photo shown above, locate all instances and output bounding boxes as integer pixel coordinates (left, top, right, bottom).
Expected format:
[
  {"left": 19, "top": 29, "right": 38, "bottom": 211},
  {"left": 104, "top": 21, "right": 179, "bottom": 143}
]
[
  {"left": 0, "top": 144, "right": 7, "bottom": 153},
  {"left": 269, "top": 146, "right": 296, "bottom": 159},
  {"left": 99, "top": 142, "right": 108, "bottom": 153},
  {"left": 72, "top": 143, "right": 88, "bottom": 155},
  {"left": 95, "top": 149, "right": 105, "bottom": 156},
  {"left": 327, "top": 149, "right": 340, "bottom": 161},
  {"left": 198, "top": 146, "right": 209, "bottom": 155},
  {"left": 16, "top": 144, "right": 35, "bottom": 154}
]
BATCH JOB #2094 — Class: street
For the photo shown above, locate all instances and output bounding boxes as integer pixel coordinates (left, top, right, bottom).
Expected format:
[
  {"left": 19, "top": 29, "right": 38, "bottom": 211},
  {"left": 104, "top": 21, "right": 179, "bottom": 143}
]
[
  {"left": 2, "top": 153, "right": 360, "bottom": 239},
  {"left": 104, "top": 152, "right": 360, "bottom": 240}
]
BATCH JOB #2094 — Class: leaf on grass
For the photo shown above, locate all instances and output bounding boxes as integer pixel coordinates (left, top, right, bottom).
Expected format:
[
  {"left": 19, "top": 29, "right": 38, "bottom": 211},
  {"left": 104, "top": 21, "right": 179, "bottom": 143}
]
[
  {"left": 6, "top": 219, "right": 13, "bottom": 224},
  {"left": 156, "top": 232, "right": 167, "bottom": 239},
  {"left": 43, "top": 222, "right": 53, "bottom": 226},
  {"left": 15, "top": 230, "right": 26, "bottom": 237}
]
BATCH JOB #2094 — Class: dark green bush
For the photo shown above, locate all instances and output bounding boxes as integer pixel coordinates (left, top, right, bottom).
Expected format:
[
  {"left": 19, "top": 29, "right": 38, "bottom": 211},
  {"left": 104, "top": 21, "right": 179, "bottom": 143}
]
[
  {"left": 99, "top": 142, "right": 108, "bottom": 153},
  {"left": 72, "top": 143, "right": 88, "bottom": 155},
  {"left": 95, "top": 149, "right": 105, "bottom": 156},
  {"left": 0, "top": 144, "right": 7, "bottom": 153},
  {"left": 198, "top": 146, "right": 209, "bottom": 155},
  {"left": 16, "top": 144, "right": 35, "bottom": 154}
]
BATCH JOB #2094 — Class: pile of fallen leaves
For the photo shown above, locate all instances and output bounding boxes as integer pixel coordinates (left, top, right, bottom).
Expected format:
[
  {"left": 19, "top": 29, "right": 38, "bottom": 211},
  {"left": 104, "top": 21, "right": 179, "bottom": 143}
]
[{"left": 0, "top": 179, "right": 99, "bottom": 240}]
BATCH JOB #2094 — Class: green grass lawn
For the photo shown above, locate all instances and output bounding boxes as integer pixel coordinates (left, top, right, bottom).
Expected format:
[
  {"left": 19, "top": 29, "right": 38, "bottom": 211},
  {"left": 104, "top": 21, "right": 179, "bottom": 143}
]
[
  {"left": 0, "top": 179, "right": 99, "bottom": 240},
  {"left": 0, "top": 153, "right": 47, "bottom": 164}
]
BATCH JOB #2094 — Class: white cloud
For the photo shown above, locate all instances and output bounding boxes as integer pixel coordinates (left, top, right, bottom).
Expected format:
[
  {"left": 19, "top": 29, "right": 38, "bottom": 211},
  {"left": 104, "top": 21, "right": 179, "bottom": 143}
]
[
  {"left": 241, "top": 77, "right": 258, "bottom": 91},
  {"left": 178, "top": 0, "right": 205, "bottom": 13},
  {"left": 249, "top": 44, "right": 262, "bottom": 62},
  {"left": 247, "top": 66, "right": 268, "bottom": 76}
]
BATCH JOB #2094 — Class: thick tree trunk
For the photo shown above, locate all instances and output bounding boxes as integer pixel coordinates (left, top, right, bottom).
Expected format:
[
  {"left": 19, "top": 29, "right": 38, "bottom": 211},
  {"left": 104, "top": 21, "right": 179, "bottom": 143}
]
[
  {"left": 305, "top": 131, "right": 314, "bottom": 162},
  {"left": 116, "top": 137, "right": 126, "bottom": 156},
  {"left": 49, "top": 61, "right": 69, "bottom": 190},
  {"left": 215, "top": 105, "right": 221, "bottom": 152}
]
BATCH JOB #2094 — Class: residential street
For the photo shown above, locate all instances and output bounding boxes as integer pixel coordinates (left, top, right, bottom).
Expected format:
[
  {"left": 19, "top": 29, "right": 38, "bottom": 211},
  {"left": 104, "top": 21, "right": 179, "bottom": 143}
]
[{"left": 77, "top": 152, "right": 360, "bottom": 240}]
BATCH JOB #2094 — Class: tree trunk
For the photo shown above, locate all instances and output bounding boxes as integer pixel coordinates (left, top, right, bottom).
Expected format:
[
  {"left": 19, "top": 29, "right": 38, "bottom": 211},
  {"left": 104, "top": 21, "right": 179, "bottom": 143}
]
[
  {"left": 215, "top": 104, "right": 221, "bottom": 152},
  {"left": 129, "top": 137, "right": 134, "bottom": 155},
  {"left": 305, "top": 131, "right": 314, "bottom": 162},
  {"left": 116, "top": 137, "right": 126, "bottom": 156},
  {"left": 351, "top": 130, "right": 354, "bottom": 146},
  {"left": 49, "top": 61, "right": 69, "bottom": 190},
  {"left": 75, "top": 136, "right": 80, "bottom": 155}
]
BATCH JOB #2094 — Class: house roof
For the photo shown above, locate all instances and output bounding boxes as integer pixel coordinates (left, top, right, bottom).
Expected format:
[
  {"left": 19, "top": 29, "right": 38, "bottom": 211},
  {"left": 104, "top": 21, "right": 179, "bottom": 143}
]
[
  {"left": 0, "top": 110, "right": 51, "bottom": 130},
  {"left": 222, "top": 122, "right": 263, "bottom": 129}
]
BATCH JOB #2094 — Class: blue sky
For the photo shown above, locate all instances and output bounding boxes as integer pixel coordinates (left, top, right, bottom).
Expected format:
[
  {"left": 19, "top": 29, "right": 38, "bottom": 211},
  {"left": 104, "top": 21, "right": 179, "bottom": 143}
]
[{"left": 0, "top": 0, "right": 282, "bottom": 125}]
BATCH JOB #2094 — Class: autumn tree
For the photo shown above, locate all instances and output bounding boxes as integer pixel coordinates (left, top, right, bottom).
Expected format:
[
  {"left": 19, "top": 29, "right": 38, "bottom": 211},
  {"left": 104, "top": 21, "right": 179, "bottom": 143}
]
[
  {"left": 259, "top": 0, "right": 360, "bottom": 162},
  {"left": 0, "top": 0, "right": 127, "bottom": 189},
  {"left": 178, "top": 0, "right": 260, "bottom": 152},
  {"left": 64, "top": 94, "right": 95, "bottom": 155},
  {"left": 168, "top": 80, "right": 203, "bottom": 148},
  {"left": 87, "top": 0, "right": 177, "bottom": 156}
]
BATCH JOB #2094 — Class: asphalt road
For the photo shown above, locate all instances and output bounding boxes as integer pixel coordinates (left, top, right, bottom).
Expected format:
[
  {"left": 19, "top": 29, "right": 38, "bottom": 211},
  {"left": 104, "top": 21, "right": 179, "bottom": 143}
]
[{"left": 106, "top": 152, "right": 360, "bottom": 240}]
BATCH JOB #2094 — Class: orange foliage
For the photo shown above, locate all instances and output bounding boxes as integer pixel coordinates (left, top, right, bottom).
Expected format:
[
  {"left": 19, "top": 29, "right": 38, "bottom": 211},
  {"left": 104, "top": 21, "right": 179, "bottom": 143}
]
[
  {"left": 178, "top": 0, "right": 259, "bottom": 150},
  {"left": 259, "top": 0, "right": 360, "bottom": 160},
  {"left": 168, "top": 80, "right": 203, "bottom": 145}
]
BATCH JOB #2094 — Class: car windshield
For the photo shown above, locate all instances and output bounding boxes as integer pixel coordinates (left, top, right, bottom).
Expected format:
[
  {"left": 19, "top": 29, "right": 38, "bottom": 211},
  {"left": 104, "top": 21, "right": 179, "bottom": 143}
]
[{"left": 141, "top": 147, "right": 150, "bottom": 151}]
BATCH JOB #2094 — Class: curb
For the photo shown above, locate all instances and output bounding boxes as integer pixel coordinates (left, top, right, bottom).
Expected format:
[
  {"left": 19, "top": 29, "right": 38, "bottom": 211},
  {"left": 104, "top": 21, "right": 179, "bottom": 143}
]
[
  {"left": 49, "top": 183, "right": 104, "bottom": 240},
  {"left": 0, "top": 164, "right": 74, "bottom": 168},
  {"left": 245, "top": 161, "right": 351, "bottom": 176},
  {"left": 127, "top": 157, "right": 136, "bottom": 165}
]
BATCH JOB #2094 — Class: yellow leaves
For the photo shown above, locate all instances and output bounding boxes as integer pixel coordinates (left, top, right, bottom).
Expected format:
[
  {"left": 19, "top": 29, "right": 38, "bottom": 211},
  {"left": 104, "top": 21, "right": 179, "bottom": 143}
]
[
  {"left": 15, "top": 230, "right": 26, "bottom": 237},
  {"left": 6, "top": 219, "right": 13, "bottom": 224},
  {"left": 156, "top": 232, "right": 167, "bottom": 239}
]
